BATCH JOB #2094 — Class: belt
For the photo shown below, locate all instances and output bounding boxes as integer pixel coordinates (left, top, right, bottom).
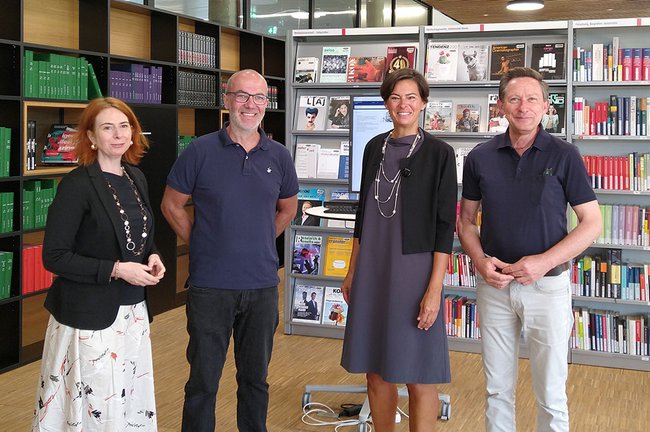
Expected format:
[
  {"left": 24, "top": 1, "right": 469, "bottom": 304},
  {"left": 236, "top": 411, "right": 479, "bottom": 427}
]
[{"left": 544, "top": 262, "right": 570, "bottom": 277}]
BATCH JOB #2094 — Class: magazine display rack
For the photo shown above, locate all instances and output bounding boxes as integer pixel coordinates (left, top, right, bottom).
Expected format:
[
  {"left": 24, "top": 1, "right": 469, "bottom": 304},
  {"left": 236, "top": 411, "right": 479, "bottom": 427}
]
[{"left": 284, "top": 20, "right": 650, "bottom": 372}]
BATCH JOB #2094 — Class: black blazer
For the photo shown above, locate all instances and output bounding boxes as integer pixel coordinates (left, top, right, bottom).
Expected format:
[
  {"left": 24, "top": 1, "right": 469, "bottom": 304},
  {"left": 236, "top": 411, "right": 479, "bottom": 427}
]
[
  {"left": 43, "top": 162, "right": 158, "bottom": 330},
  {"left": 354, "top": 131, "right": 457, "bottom": 255}
]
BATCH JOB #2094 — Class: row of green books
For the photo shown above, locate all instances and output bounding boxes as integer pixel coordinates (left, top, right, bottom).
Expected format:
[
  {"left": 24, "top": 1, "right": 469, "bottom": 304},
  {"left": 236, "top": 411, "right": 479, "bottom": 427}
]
[
  {"left": 23, "top": 180, "right": 58, "bottom": 230},
  {"left": 0, "top": 127, "right": 11, "bottom": 177},
  {"left": 23, "top": 50, "right": 102, "bottom": 100},
  {"left": 0, "top": 251, "right": 13, "bottom": 300},
  {"left": 0, "top": 192, "right": 14, "bottom": 234},
  {"left": 177, "top": 135, "right": 195, "bottom": 157}
]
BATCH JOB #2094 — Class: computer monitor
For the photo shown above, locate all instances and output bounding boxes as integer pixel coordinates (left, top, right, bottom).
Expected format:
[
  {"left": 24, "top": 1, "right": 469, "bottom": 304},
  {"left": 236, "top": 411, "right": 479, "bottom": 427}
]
[{"left": 349, "top": 95, "right": 393, "bottom": 194}]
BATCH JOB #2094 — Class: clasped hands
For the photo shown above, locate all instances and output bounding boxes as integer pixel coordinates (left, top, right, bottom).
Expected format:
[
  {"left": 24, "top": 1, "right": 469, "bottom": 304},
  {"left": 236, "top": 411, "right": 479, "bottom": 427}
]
[
  {"left": 119, "top": 254, "right": 166, "bottom": 287},
  {"left": 478, "top": 254, "right": 552, "bottom": 288}
]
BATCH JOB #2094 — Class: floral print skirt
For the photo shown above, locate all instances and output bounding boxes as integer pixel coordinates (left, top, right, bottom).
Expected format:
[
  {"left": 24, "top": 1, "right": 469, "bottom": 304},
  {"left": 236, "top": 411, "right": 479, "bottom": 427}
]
[{"left": 32, "top": 301, "right": 157, "bottom": 431}]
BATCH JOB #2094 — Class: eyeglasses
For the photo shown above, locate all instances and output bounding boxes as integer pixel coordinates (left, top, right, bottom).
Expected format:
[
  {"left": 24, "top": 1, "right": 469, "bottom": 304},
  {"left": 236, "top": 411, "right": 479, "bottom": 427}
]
[{"left": 226, "top": 91, "right": 268, "bottom": 105}]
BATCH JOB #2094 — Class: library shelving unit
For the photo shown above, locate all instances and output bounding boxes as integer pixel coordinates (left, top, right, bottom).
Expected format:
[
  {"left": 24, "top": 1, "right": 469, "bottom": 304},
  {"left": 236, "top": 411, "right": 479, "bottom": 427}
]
[
  {"left": 0, "top": 0, "right": 285, "bottom": 374},
  {"left": 424, "top": 21, "right": 570, "bottom": 356},
  {"left": 568, "top": 18, "right": 650, "bottom": 372},
  {"left": 283, "top": 26, "right": 422, "bottom": 339},
  {"left": 284, "top": 20, "right": 650, "bottom": 372}
]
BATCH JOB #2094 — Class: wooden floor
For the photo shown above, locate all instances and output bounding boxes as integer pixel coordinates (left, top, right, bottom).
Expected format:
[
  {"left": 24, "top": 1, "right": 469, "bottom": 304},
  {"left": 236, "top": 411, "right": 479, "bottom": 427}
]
[{"left": 1, "top": 272, "right": 649, "bottom": 431}]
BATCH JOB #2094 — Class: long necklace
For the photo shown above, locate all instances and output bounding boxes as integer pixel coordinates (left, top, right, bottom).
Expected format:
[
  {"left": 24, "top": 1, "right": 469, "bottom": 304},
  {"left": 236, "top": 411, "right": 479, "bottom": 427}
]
[
  {"left": 374, "top": 130, "right": 420, "bottom": 218},
  {"left": 104, "top": 167, "right": 149, "bottom": 256}
]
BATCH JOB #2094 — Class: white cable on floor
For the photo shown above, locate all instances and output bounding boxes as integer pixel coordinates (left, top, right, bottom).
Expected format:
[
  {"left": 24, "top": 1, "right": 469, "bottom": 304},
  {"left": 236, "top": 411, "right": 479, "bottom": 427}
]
[{"left": 301, "top": 402, "right": 373, "bottom": 431}]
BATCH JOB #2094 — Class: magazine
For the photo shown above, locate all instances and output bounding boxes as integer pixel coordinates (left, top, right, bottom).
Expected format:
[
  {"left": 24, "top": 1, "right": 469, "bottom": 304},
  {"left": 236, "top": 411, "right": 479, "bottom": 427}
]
[
  {"left": 323, "top": 236, "right": 353, "bottom": 277},
  {"left": 425, "top": 99, "right": 453, "bottom": 132},
  {"left": 542, "top": 93, "right": 566, "bottom": 134},
  {"left": 326, "top": 96, "right": 350, "bottom": 130},
  {"left": 455, "top": 103, "right": 480, "bottom": 132},
  {"left": 457, "top": 43, "right": 489, "bottom": 82},
  {"left": 531, "top": 43, "right": 565, "bottom": 80},
  {"left": 489, "top": 43, "right": 526, "bottom": 81},
  {"left": 292, "top": 284, "right": 324, "bottom": 323},
  {"left": 294, "top": 56, "right": 319, "bottom": 83},
  {"left": 321, "top": 46, "right": 351, "bottom": 83},
  {"left": 296, "top": 95, "right": 328, "bottom": 131},
  {"left": 487, "top": 93, "right": 508, "bottom": 133},
  {"left": 385, "top": 45, "right": 417, "bottom": 75},
  {"left": 347, "top": 56, "right": 386, "bottom": 83},
  {"left": 425, "top": 41, "right": 458, "bottom": 82},
  {"left": 321, "top": 286, "right": 348, "bottom": 326},
  {"left": 294, "top": 187, "right": 325, "bottom": 226},
  {"left": 292, "top": 234, "right": 322, "bottom": 275}
]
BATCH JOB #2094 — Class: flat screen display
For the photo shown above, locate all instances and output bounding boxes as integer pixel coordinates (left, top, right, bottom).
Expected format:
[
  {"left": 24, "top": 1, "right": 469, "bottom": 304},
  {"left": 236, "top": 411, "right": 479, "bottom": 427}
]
[{"left": 349, "top": 95, "right": 393, "bottom": 193}]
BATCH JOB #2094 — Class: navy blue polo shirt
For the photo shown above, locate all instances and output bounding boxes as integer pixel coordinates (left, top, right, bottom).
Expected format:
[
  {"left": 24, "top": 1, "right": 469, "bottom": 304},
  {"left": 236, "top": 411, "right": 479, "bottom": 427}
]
[
  {"left": 462, "top": 128, "right": 596, "bottom": 264},
  {"left": 167, "top": 125, "right": 299, "bottom": 289}
]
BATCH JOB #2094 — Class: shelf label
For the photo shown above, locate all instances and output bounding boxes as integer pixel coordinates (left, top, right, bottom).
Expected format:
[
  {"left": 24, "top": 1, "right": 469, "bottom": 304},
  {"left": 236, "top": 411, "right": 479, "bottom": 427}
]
[
  {"left": 573, "top": 18, "right": 643, "bottom": 28},
  {"left": 345, "top": 26, "right": 418, "bottom": 35},
  {"left": 292, "top": 29, "right": 343, "bottom": 36}
]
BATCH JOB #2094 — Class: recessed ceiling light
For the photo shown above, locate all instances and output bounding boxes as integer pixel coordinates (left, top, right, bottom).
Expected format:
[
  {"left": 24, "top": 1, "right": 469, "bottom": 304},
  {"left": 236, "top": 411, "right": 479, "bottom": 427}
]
[{"left": 506, "top": 0, "right": 545, "bottom": 11}]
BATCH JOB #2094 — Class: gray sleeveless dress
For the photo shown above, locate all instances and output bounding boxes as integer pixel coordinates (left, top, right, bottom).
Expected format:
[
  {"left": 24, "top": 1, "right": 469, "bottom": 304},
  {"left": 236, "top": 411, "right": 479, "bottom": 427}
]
[{"left": 340, "top": 133, "right": 451, "bottom": 384}]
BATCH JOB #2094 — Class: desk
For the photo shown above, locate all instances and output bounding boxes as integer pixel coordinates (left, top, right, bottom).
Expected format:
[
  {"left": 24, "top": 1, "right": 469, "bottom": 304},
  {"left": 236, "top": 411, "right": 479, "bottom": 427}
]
[{"left": 305, "top": 205, "right": 356, "bottom": 221}]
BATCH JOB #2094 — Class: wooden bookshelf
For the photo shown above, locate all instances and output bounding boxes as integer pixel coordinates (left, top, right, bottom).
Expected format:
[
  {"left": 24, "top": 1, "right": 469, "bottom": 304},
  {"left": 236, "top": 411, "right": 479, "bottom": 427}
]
[{"left": 0, "top": 0, "right": 285, "bottom": 374}]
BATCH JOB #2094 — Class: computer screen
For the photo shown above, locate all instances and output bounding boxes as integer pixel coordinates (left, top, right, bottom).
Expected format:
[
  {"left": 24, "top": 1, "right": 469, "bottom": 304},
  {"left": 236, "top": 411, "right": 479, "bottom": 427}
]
[{"left": 349, "top": 95, "right": 393, "bottom": 194}]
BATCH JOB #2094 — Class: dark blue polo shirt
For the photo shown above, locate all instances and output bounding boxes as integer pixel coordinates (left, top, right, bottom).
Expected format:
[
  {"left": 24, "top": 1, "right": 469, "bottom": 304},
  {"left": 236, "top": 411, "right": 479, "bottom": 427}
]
[
  {"left": 167, "top": 125, "right": 299, "bottom": 289},
  {"left": 462, "top": 128, "right": 596, "bottom": 264}
]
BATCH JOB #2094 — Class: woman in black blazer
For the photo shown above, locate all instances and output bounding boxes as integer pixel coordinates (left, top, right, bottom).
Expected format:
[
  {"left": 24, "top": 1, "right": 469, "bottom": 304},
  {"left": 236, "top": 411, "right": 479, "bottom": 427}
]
[{"left": 32, "top": 97, "right": 165, "bottom": 432}]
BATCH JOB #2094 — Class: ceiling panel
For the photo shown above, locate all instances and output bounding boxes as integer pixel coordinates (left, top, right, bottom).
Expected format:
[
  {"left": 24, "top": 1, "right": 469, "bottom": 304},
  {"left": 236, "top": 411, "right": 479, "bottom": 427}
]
[{"left": 423, "top": 0, "right": 650, "bottom": 24}]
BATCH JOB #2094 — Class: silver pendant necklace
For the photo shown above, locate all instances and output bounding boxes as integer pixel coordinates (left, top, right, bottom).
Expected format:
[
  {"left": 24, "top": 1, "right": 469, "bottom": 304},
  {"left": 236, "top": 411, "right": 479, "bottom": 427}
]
[
  {"left": 374, "top": 130, "right": 420, "bottom": 218},
  {"left": 104, "top": 167, "right": 149, "bottom": 256}
]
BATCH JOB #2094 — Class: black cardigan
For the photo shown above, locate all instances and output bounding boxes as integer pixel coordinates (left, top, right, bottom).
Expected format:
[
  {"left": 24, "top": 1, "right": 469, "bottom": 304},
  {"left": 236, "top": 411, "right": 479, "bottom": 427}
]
[
  {"left": 43, "top": 162, "right": 158, "bottom": 330},
  {"left": 354, "top": 131, "right": 457, "bottom": 255}
]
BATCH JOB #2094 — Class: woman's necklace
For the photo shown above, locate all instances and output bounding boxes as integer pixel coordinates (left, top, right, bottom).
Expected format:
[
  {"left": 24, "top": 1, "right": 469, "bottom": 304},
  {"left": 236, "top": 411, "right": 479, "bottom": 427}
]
[
  {"left": 104, "top": 167, "right": 149, "bottom": 256},
  {"left": 374, "top": 130, "right": 420, "bottom": 218}
]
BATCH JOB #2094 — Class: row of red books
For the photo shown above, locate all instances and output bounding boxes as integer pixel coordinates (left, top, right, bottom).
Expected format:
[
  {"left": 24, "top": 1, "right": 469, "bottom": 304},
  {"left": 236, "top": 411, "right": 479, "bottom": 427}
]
[
  {"left": 582, "top": 153, "right": 650, "bottom": 192},
  {"left": 21, "top": 244, "right": 53, "bottom": 295},
  {"left": 573, "top": 96, "right": 648, "bottom": 136}
]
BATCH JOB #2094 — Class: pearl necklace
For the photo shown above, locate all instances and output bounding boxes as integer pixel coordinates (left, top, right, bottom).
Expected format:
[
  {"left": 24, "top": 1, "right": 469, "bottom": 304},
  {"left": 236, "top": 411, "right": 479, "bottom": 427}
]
[
  {"left": 104, "top": 167, "right": 149, "bottom": 256},
  {"left": 374, "top": 130, "right": 420, "bottom": 218}
]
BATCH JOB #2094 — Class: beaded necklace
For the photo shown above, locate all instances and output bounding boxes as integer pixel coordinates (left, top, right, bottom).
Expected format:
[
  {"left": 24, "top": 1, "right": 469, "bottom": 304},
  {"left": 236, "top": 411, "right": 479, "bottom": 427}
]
[
  {"left": 374, "top": 130, "right": 420, "bottom": 218},
  {"left": 104, "top": 167, "right": 149, "bottom": 256}
]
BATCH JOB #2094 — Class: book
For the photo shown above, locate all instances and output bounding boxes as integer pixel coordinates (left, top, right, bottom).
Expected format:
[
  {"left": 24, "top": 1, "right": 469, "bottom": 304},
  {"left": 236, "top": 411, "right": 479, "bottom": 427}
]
[
  {"left": 424, "top": 99, "right": 453, "bottom": 132},
  {"left": 294, "top": 143, "right": 320, "bottom": 178},
  {"left": 455, "top": 147, "right": 473, "bottom": 183},
  {"left": 294, "top": 187, "right": 325, "bottom": 226},
  {"left": 321, "top": 286, "right": 348, "bottom": 326},
  {"left": 323, "top": 236, "right": 353, "bottom": 277},
  {"left": 291, "top": 283, "right": 324, "bottom": 323},
  {"left": 291, "top": 234, "right": 322, "bottom": 275},
  {"left": 320, "top": 46, "right": 351, "bottom": 83},
  {"left": 425, "top": 41, "right": 459, "bottom": 82},
  {"left": 41, "top": 124, "right": 78, "bottom": 164},
  {"left": 531, "top": 43, "right": 566, "bottom": 80},
  {"left": 294, "top": 56, "right": 319, "bottom": 83},
  {"left": 541, "top": 92, "right": 566, "bottom": 134},
  {"left": 455, "top": 103, "right": 480, "bottom": 133},
  {"left": 457, "top": 43, "right": 489, "bottom": 82},
  {"left": 346, "top": 56, "right": 386, "bottom": 83},
  {"left": 338, "top": 140, "right": 349, "bottom": 180},
  {"left": 385, "top": 45, "right": 417, "bottom": 75},
  {"left": 489, "top": 43, "right": 526, "bottom": 81},
  {"left": 296, "top": 95, "right": 327, "bottom": 131},
  {"left": 326, "top": 96, "right": 350, "bottom": 130},
  {"left": 487, "top": 93, "right": 508, "bottom": 132}
]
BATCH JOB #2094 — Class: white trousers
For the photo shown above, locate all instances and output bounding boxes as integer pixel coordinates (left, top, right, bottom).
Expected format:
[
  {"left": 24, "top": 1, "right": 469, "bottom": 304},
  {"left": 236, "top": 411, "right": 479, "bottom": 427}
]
[{"left": 477, "top": 272, "right": 573, "bottom": 432}]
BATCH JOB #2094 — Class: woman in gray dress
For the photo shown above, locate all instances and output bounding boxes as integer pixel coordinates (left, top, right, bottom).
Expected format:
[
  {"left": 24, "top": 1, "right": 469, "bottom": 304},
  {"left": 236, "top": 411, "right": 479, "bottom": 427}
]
[{"left": 340, "top": 69, "right": 457, "bottom": 431}]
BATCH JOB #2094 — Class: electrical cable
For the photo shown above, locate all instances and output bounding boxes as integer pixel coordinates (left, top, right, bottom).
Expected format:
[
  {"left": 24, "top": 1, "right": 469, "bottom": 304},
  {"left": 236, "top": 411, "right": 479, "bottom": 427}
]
[{"left": 301, "top": 402, "right": 373, "bottom": 431}]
